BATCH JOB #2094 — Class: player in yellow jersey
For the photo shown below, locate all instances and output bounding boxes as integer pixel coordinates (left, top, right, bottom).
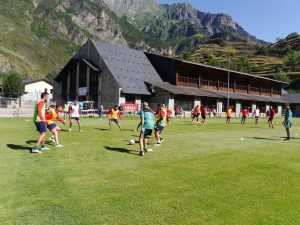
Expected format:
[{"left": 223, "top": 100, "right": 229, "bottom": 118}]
[
  {"left": 45, "top": 105, "right": 65, "bottom": 148},
  {"left": 226, "top": 106, "right": 233, "bottom": 125},
  {"left": 108, "top": 105, "right": 123, "bottom": 131}
]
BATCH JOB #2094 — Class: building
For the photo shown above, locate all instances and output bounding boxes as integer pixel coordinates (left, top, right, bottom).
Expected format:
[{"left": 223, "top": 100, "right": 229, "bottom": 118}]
[
  {"left": 283, "top": 93, "right": 300, "bottom": 117},
  {"left": 53, "top": 40, "right": 287, "bottom": 115},
  {"left": 21, "top": 79, "right": 53, "bottom": 106}
]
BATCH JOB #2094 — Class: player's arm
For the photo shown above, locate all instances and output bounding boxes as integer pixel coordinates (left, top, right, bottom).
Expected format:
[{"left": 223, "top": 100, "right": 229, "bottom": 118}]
[
  {"left": 37, "top": 102, "right": 46, "bottom": 122},
  {"left": 56, "top": 113, "right": 65, "bottom": 124}
]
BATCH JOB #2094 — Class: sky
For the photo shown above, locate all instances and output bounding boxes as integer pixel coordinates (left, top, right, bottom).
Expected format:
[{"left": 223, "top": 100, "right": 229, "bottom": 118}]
[{"left": 159, "top": 0, "right": 300, "bottom": 43}]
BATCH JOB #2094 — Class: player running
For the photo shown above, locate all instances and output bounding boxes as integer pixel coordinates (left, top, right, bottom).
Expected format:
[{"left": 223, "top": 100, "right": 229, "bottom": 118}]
[
  {"left": 226, "top": 106, "right": 233, "bottom": 125},
  {"left": 31, "top": 92, "right": 49, "bottom": 153},
  {"left": 46, "top": 105, "right": 65, "bottom": 148},
  {"left": 241, "top": 107, "right": 249, "bottom": 125},
  {"left": 283, "top": 104, "right": 293, "bottom": 141},
  {"left": 200, "top": 105, "right": 206, "bottom": 125},
  {"left": 108, "top": 105, "right": 123, "bottom": 131},
  {"left": 139, "top": 102, "right": 155, "bottom": 156},
  {"left": 69, "top": 100, "right": 83, "bottom": 132},
  {"left": 268, "top": 106, "right": 276, "bottom": 129},
  {"left": 253, "top": 108, "right": 260, "bottom": 125},
  {"left": 155, "top": 104, "right": 167, "bottom": 145},
  {"left": 192, "top": 105, "right": 200, "bottom": 123}
]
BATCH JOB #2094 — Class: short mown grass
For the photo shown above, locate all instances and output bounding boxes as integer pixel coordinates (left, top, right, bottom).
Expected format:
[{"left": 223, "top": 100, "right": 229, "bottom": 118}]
[{"left": 0, "top": 117, "right": 299, "bottom": 225}]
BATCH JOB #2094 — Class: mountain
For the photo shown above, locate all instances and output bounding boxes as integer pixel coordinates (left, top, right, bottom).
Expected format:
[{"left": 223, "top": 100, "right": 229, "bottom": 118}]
[
  {"left": 103, "top": 0, "right": 266, "bottom": 52},
  {"left": 0, "top": 0, "right": 158, "bottom": 77}
]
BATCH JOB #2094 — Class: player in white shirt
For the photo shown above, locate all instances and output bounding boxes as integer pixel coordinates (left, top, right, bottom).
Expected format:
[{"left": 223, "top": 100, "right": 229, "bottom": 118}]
[
  {"left": 68, "top": 100, "right": 83, "bottom": 132},
  {"left": 253, "top": 108, "right": 260, "bottom": 125}
]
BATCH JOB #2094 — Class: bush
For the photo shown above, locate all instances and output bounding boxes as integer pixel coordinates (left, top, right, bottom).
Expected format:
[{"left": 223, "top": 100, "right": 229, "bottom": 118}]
[
  {"left": 3, "top": 72, "right": 24, "bottom": 98},
  {"left": 274, "top": 68, "right": 290, "bottom": 83}
]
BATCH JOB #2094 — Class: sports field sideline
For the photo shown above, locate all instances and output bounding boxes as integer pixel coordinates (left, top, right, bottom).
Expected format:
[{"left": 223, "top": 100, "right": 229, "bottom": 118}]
[{"left": 0, "top": 117, "right": 300, "bottom": 225}]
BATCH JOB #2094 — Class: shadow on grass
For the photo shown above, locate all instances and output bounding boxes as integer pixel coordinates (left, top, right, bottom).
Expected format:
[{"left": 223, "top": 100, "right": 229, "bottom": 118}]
[
  {"left": 7, "top": 144, "right": 31, "bottom": 151},
  {"left": 251, "top": 137, "right": 278, "bottom": 141},
  {"left": 103, "top": 146, "right": 137, "bottom": 155},
  {"left": 94, "top": 128, "right": 109, "bottom": 131},
  {"left": 280, "top": 137, "right": 300, "bottom": 140},
  {"left": 26, "top": 140, "right": 51, "bottom": 145}
]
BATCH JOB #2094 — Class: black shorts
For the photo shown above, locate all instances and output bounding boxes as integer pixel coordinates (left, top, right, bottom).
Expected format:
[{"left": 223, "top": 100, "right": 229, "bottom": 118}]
[
  {"left": 109, "top": 118, "right": 119, "bottom": 124},
  {"left": 140, "top": 129, "right": 153, "bottom": 138},
  {"left": 71, "top": 117, "right": 80, "bottom": 121},
  {"left": 242, "top": 115, "right": 247, "bottom": 120},
  {"left": 268, "top": 117, "right": 274, "bottom": 122},
  {"left": 201, "top": 115, "right": 206, "bottom": 120},
  {"left": 155, "top": 126, "right": 165, "bottom": 132},
  {"left": 227, "top": 116, "right": 231, "bottom": 120}
]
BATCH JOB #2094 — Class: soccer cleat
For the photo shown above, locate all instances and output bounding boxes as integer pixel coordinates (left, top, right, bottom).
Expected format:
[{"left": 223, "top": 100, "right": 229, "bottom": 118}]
[
  {"left": 31, "top": 148, "right": 42, "bottom": 154},
  {"left": 139, "top": 151, "right": 144, "bottom": 156},
  {"left": 55, "top": 144, "right": 63, "bottom": 148},
  {"left": 80, "top": 129, "right": 83, "bottom": 133},
  {"left": 160, "top": 138, "right": 165, "bottom": 143},
  {"left": 41, "top": 146, "right": 50, "bottom": 151},
  {"left": 49, "top": 137, "right": 55, "bottom": 143},
  {"left": 144, "top": 148, "right": 153, "bottom": 152},
  {"left": 69, "top": 128, "right": 72, "bottom": 132}
]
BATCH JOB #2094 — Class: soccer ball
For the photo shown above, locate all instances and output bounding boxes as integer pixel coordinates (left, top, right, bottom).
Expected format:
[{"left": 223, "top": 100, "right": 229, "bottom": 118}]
[{"left": 129, "top": 139, "right": 135, "bottom": 145}]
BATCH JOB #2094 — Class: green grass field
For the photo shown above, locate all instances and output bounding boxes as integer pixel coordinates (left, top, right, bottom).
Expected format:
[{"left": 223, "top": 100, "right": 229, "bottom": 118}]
[{"left": 0, "top": 117, "right": 300, "bottom": 225}]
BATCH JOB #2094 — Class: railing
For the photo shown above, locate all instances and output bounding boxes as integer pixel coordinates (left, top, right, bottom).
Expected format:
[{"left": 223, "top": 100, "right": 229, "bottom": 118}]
[
  {"left": 201, "top": 80, "right": 217, "bottom": 87},
  {"left": 178, "top": 76, "right": 198, "bottom": 84}
]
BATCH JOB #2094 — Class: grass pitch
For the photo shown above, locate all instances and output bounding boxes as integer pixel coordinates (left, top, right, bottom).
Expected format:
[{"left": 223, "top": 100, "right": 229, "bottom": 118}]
[{"left": 0, "top": 117, "right": 299, "bottom": 225}]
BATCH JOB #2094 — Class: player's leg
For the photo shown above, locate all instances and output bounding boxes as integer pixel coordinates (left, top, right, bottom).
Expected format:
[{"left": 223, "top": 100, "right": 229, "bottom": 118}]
[
  {"left": 109, "top": 120, "right": 112, "bottom": 131},
  {"left": 135, "top": 122, "right": 141, "bottom": 131},
  {"left": 139, "top": 131, "right": 145, "bottom": 156},
  {"left": 115, "top": 120, "right": 122, "bottom": 131},
  {"left": 69, "top": 118, "right": 74, "bottom": 132},
  {"left": 77, "top": 118, "right": 83, "bottom": 132}
]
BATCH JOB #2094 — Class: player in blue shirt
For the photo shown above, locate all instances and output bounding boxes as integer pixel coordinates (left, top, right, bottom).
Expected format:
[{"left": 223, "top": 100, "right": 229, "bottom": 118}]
[{"left": 283, "top": 104, "right": 293, "bottom": 141}]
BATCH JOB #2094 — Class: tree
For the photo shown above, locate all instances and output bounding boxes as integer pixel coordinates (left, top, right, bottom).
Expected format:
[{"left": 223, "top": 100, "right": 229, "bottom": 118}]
[
  {"left": 231, "top": 56, "right": 251, "bottom": 73},
  {"left": 3, "top": 72, "right": 24, "bottom": 98},
  {"left": 274, "top": 68, "right": 290, "bottom": 83},
  {"left": 182, "top": 52, "right": 191, "bottom": 60},
  {"left": 283, "top": 50, "right": 300, "bottom": 72}
]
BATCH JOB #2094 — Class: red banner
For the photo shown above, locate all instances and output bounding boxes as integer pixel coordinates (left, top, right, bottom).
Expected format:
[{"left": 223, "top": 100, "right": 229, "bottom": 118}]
[{"left": 121, "top": 103, "right": 139, "bottom": 111}]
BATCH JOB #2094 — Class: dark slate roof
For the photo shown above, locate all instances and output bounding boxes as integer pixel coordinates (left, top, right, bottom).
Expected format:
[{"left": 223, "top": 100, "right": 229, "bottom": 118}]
[
  {"left": 152, "top": 82, "right": 222, "bottom": 98},
  {"left": 282, "top": 94, "right": 300, "bottom": 104},
  {"left": 92, "top": 41, "right": 162, "bottom": 95}
]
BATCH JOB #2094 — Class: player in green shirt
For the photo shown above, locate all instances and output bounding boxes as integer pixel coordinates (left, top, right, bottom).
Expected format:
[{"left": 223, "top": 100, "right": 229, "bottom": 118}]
[
  {"left": 283, "top": 104, "right": 293, "bottom": 141},
  {"left": 139, "top": 102, "right": 155, "bottom": 156}
]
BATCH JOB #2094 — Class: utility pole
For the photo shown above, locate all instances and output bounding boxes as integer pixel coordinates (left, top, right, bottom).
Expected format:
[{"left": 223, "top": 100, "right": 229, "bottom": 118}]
[{"left": 227, "top": 53, "right": 231, "bottom": 109}]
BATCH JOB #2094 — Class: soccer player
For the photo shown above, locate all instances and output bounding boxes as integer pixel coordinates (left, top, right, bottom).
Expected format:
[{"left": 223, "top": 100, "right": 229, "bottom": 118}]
[
  {"left": 31, "top": 92, "right": 49, "bottom": 153},
  {"left": 155, "top": 104, "right": 167, "bottom": 145},
  {"left": 63, "top": 102, "right": 69, "bottom": 119},
  {"left": 192, "top": 105, "right": 200, "bottom": 123},
  {"left": 241, "top": 107, "right": 249, "bottom": 125},
  {"left": 283, "top": 104, "right": 293, "bottom": 141},
  {"left": 268, "top": 106, "right": 276, "bottom": 129},
  {"left": 226, "top": 106, "right": 233, "bottom": 125},
  {"left": 69, "top": 100, "right": 83, "bottom": 132},
  {"left": 139, "top": 102, "right": 155, "bottom": 156},
  {"left": 200, "top": 105, "right": 207, "bottom": 125},
  {"left": 46, "top": 105, "right": 65, "bottom": 148},
  {"left": 175, "top": 105, "right": 179, "bottom": 119},
  {"left": 108, "top": 105, "right": 123, "bottom": 131},
  {"left": 166, "top": 106, "right": 172, "bottom": 125},
  {"left": 253, "top": 107, "right": 260, "bottom": 125}
]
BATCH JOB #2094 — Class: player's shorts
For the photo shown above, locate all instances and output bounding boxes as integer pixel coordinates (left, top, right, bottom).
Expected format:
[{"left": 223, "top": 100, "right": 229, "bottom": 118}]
[
  {"left": 255, "top": 116, "right": 259, "bottom": 119},
  {"left": 242, "top": 115, "right": 247, "bottom": 120},
  {"left": 35, "top": 121, "right": 46, "bottom": 133},
  {"left": 140, "top": 129, "right": 153, "bottom": 138},
  {"left": 268, "top": 117, "right": 274, "bottom": 122},
  {"left": 175, "top": 112, "right": 179, "bottom": 116},
  {"left": 155, "top": 125, "right": 165, "bottom": 132},
  {"left": 109, "top": 118, "right": 119, "bottom": 124},
  {"left": 227, "top": 116, "right": 231, "bottom": 120},
  {"left": 201, "top": 115, "right": 206, "bottom": 120},
  {"left": 71, "top": 117, "right": 80, "bottom": 121},
  {"left": 47, "top": 123, "right": 57, "bottom": 131},
  {"left": 285, "top": 121, "right": 292, "bottom": 128}
]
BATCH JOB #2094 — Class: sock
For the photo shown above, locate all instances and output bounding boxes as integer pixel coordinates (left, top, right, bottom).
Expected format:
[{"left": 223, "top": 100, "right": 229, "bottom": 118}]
[{"left": 41, "top": 145, "right": 45, "bottom": 148}]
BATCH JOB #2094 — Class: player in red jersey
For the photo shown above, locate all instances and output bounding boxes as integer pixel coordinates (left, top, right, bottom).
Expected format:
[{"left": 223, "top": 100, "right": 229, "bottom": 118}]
[
  {"left": 268, "top": 106, "right": 276, "bottom": 129},
  {"left": 200, "top": 105, "right": 207, "bottom": 125},
  {"left": 241, "top": 107, "right": 249, "bottom": 125}
]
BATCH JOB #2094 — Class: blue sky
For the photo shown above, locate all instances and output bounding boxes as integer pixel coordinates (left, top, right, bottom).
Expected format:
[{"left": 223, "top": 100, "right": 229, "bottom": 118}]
[{"left": 159, "top": 0, "right": 300, "bottom": 42}]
